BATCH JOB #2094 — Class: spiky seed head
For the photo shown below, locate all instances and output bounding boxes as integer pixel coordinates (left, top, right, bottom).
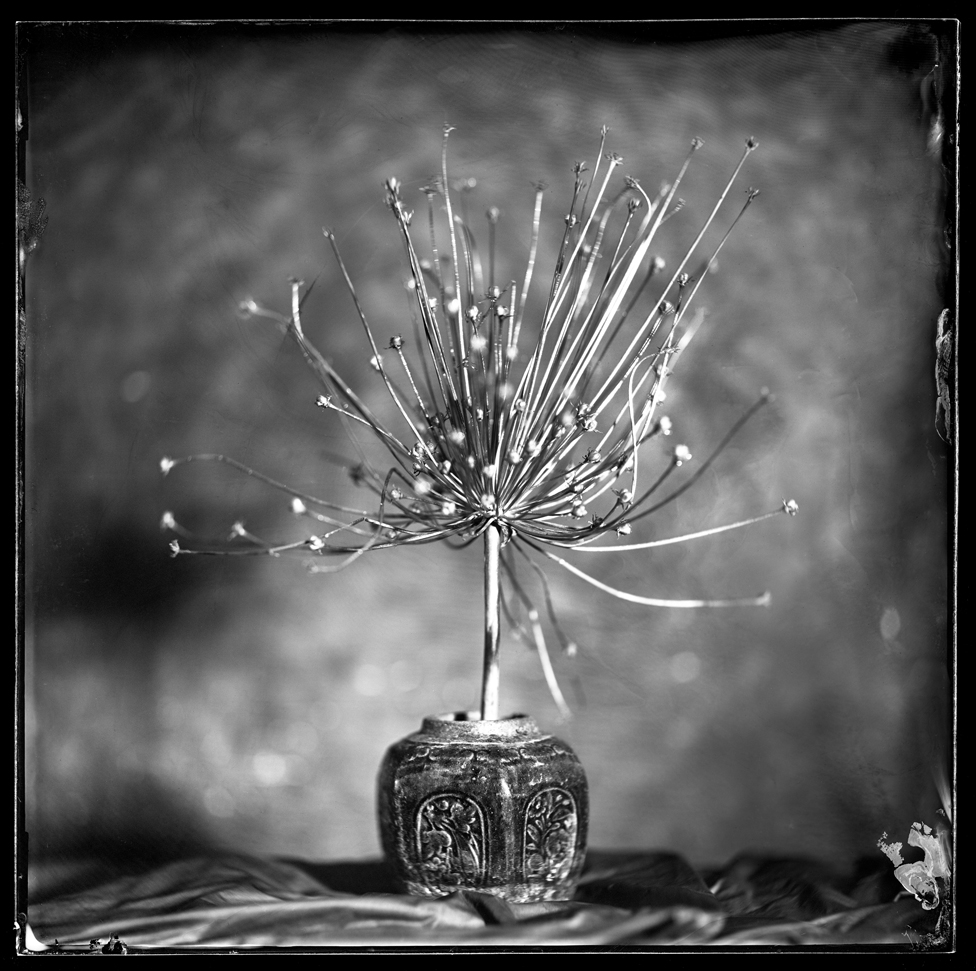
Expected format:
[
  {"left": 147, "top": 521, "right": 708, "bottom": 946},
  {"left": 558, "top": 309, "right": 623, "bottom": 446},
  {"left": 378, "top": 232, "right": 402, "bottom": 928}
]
[
  {"left": 164, "top": 128, "right": 787, "bottom": 712},
  {"left": 384, "top": 177, "right": 401, "bottom": 208}
]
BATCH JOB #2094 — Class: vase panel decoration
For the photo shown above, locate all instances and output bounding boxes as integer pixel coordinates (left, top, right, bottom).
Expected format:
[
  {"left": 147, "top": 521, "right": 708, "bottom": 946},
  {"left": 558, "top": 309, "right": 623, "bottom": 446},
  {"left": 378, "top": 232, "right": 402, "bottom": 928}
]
[
  {"left": 415, "top": 793, "right": 488, "bottom": 890},
  {"left": 378, "top": 712, "right": 588, "bottom": 903},
  {"left": 523, "top": 786, "right": 579, "bottom": 886}
]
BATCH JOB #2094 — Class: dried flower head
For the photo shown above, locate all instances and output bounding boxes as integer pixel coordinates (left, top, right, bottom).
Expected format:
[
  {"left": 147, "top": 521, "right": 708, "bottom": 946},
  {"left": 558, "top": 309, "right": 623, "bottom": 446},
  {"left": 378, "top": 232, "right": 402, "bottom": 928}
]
[{"left": 162, "top": 126, "right": 795, "bottom": 719}]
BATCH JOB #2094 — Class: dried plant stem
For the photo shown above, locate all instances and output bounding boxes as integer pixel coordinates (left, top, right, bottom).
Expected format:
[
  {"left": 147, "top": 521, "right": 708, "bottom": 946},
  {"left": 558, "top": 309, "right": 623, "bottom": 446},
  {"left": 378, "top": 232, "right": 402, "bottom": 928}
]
[
  {"left": 163, "top": 130, "right": 795, "bottom": 721},
  {"left": 481, "top": 522, "right": 502, "bottom": 720}
]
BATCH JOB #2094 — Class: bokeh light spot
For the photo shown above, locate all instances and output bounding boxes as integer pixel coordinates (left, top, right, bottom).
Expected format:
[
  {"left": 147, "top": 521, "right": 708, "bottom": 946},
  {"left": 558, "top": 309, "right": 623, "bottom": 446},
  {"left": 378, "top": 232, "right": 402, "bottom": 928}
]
[
  {"left": 669, "top": 651, "right": 702, "bottom": 684},
  {"left": 880, "top": 606, "right": 901, "bottom": 641},
  {"left": 120, "top": 369, "right": 151, "bottom": 402},
  {"left": 203, "top": 785, "right": 235, "bottom": 818},
  {"left": 390, "top": 659, "right": 421, "bottom": 692},
  {"left": 353, "top": 663, "right": 387, "bottom": 697},
  {"left": 283, "top": 720, "right": 319, "bottom": 755},
  {"left": 252, "top": 751, "right": 287, "bottom": 786}
]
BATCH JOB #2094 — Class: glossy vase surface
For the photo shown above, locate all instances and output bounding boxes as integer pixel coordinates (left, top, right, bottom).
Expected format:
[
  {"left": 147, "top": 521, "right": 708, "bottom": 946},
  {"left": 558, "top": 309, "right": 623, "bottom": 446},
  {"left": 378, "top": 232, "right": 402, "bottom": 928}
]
[{"left": 377, "top": 711, "right": 588, "bottom": 903}]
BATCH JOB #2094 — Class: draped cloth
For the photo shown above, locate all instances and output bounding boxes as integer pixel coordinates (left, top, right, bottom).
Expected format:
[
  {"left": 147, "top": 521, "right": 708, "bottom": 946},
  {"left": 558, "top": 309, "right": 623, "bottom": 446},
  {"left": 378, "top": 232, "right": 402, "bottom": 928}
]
[{"left": 24, "top": 849, "right": 948, "bottom": 950}]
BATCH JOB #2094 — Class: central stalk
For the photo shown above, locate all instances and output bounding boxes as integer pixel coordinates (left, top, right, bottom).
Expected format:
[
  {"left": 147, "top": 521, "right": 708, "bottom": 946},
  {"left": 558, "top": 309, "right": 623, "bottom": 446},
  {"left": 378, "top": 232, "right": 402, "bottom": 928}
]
[{"left": 480, "top": 521, "right": 502, "bottom": 720}]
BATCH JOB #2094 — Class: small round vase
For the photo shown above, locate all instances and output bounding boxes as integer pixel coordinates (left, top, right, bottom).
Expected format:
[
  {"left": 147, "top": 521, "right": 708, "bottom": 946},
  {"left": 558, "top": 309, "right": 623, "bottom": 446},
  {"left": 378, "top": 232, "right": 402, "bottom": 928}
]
[{"left": 377, "top": 711, "right": 588, "bottom": 903}]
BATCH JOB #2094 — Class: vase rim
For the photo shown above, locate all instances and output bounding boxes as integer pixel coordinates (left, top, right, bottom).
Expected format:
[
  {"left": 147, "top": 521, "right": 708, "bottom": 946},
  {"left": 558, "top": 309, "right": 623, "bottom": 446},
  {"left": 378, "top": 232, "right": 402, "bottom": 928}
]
[{"left": 420, "top": 711, "right": 541, "bottom": 739}]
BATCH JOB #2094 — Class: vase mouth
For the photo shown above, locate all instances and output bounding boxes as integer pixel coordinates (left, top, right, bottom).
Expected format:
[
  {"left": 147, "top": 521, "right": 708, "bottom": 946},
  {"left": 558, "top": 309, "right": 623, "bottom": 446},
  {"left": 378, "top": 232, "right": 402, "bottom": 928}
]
[
  {"left": 440, "top": 710, "right": 529, "bottom": 723},
  {"left": 420, "top": 711, "right": 540, "bottom": 739}
]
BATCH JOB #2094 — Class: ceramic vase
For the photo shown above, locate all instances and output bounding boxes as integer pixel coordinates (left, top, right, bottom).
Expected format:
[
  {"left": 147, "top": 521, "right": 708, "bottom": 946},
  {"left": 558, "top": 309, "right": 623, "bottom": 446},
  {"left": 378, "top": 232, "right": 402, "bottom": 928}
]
[{"left": 377, "top": 711, "right": 588, "bottom": 903}]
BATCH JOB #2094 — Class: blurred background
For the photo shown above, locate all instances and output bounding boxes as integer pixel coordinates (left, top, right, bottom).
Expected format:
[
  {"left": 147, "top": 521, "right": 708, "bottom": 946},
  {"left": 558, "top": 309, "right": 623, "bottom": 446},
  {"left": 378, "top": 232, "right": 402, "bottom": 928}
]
[{"left": 21, "top": 22, "right": 953, "bottom": 877}]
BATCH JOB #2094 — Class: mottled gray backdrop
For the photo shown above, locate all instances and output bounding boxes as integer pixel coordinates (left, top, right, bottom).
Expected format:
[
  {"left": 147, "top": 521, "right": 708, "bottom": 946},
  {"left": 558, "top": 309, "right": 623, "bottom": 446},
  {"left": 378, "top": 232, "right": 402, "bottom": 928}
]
[{"left": 22, "top": 22, "right": 952, "bottom": 874}]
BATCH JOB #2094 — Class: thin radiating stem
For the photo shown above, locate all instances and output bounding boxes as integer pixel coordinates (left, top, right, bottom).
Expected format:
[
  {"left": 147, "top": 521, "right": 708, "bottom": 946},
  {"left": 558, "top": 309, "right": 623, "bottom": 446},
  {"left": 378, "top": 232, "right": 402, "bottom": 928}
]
[
  {"left": 528, "top": 538, "right": 771, "bottom": 608},
  {"left": 500, "top": 553, "right": 571, "bottom": 720}
]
